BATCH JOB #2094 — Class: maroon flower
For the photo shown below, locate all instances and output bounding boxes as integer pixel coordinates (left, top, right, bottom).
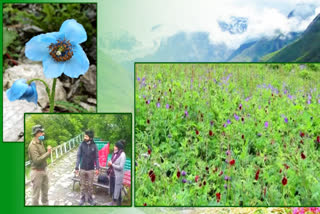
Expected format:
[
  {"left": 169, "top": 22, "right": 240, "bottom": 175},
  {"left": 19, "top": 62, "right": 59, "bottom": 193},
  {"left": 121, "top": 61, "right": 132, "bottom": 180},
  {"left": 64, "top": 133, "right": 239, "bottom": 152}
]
[
  {"left": 203, "top": 180, "right": 206, "bottom": 186},
  {"left": 300, "top": 140, "right": 304, "bottom": 144},
  {"left": 147, "top": 119, "right": 150, "bottom": 124},
  {"left": 177, "top": 170, "right": 181, "bottom": 178},
  {"left": 205, "top": 166, "right": 209, "bottom": 171},
  {"left": 195, "top": 130, "right": 199, "bottom": 135},
  {"left": 300, "top": 132, "right": 305, "bottom": 138},
  {"left": 241, "top": 134, "right": 244, "bottom": 139},
  {"left": 149, "top": 170, "right": 156, "bottom": 182},
  {"left": 148, "top": 149, "right": 151, "bottom": 155},
  {"left": 279, "top": 169, "right": 282, "bottom": 173},
  {"left": 284, "top": 164, "right": 289, "bottom": 169},
  {"left": 317, "top": 136, "right": 320, "bottom": 143},
  {"left": 218, "top": 171, "right": 223, "bottom": 176},
  {"left": 195, "top": 175, "right": 199, "bottom": 182},
  {"left": 158, "top": 97, "right": 160, "bottom": 101},
  {"left": 282, "top": 177, "right": 287, "bottom": 186},
  {"left": 169, "top": 88, "right": 172, "bottom": 93},
  {"left": 199, "top": 183, "right": 202, "bottom": 187},
  {"left": 209, "top": 130, "right": 213, "bottom": 136},
  {"left": 216, "top": 193, "right": 221, "bottom": 202},
  {"left": 301, "top": 152, "right": 306, "bottom": 159},
  {"left": 144, "top": 203, "right": 147, "bottom": 206},
  {"left": 229, "top": 159, "right": 235, "bottom": 166},
  {"left": 255, "top": 169, "right": 260, "bottom": 180}
]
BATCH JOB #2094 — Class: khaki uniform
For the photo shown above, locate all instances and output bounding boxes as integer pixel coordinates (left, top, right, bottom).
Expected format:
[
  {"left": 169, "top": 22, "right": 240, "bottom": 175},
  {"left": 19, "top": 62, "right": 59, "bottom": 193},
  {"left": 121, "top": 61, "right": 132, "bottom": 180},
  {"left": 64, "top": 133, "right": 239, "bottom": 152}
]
[{"left": 28, "top": 138, "right": 50, "bottom": 205}]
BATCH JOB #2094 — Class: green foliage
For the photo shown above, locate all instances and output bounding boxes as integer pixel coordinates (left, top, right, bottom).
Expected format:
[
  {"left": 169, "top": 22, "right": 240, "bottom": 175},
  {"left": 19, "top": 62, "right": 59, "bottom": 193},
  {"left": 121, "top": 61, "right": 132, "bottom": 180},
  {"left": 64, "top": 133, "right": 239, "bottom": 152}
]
[
  {"left": 3, "top": 28, "right": 17, "bottom": 54},
  {"left": 55, "top": 100, "right": 90, "bottom": 112},
  {"left": 25, "top": 114, "right": 132, "bottom": 160},
  {"left": 135, "top": 64, "right": 320, "bottom": 206}
]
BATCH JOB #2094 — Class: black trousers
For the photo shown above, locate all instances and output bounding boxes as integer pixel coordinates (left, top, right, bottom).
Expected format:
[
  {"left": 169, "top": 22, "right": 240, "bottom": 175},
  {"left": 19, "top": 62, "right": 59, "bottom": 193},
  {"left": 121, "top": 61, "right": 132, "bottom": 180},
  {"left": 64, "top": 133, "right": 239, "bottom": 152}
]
[{"left": 109, "top": 176, "right": 121, "bottom": 205}]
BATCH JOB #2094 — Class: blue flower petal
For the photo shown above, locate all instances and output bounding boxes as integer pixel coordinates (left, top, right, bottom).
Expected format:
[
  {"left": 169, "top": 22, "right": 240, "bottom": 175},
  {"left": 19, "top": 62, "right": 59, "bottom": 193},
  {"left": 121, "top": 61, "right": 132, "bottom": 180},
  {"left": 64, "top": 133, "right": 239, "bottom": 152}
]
[
  {"left": 6, "top": 79, "right": 29, "bottom": 101},
  {"left": 20, "top": 82, "right": 38, "bottom": 104},
  {"left": 59, "top": 19, "right": 87, "bottom": 44},
  {"left": 42, "top": 55, "right": 65, "bottom": 78},
  {"left": 25, "top": 32, "right": 61, "bottom": 61},
  {"left": 63, "top": 44, "right": 89, "bottom": 78}
]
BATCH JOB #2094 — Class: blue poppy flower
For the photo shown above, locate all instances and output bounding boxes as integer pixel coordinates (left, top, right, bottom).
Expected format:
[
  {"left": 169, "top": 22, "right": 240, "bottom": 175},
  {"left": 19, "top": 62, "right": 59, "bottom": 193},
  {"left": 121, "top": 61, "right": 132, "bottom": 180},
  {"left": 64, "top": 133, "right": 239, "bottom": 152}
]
[
  {"left": 6, "top": 79, "right": 38, "bottom": 104},
  {"left": 25, "top": 19, "right": 89, "bottom": 78}
]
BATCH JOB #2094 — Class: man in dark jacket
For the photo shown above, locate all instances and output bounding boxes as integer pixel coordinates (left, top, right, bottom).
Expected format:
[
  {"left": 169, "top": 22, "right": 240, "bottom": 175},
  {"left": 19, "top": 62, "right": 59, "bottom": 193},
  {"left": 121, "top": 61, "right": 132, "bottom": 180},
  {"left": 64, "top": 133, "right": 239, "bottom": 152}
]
[{"left": 75, "top": 130, "right": 99, "bottom": 205}]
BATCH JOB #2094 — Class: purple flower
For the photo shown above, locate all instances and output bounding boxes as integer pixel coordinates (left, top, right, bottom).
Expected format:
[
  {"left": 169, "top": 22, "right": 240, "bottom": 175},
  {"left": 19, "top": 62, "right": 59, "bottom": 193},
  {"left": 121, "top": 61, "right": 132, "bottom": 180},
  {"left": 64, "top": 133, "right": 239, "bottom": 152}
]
[
  {"left": 234, "top": 114, "right": 239, "bottom": 121},
  {"left": 185, "top": 111, "right": 188, "bottom": 117},
  {"left": 166, "top": 104, "right": 169, "bottom": 109},
  {"left": 137, "top": 77, "right": 141, "bottom": 81},
  {"left": 210, "top": 121, "right": 214, "bottom": 126},
  {"left": 226, "top": 150, "right": 231, "bottom": 156},
  {"left": 146, "top": 100, "right": 150, "bottom": 104},
  {"left": 265, "top": 121, "right": 268, "bottom": 128},
  {"left": 143, "top": 95, "right": 146, "bottom": 99},
  {"left": 223, "top": 123, "right": 227, "bottom": 128},
  {"left": 182, "top": 171, "right": 186, "bottom": 176},
  {"left": 182, "top": 179, "right": 187, "bottom": 183},
  {"left": 224, "top": 176, "right": 229, "bottom": 181},
  {"left": 156, "top": 102, "right": 160, "bottom": 108},
  {"left": 318, "top": 99, "right": 320, "bottom": 104},
  {"left": 227, "top": 119, "right": 231, "bottom": 124},
  {"left": 257, "top": 133, "right": 262, "bottom": 137},
  {"left": 307, "top": 99, "right": 311, "bottom": 104},
  {"left": 142, "top": 77, "right": 146, "bottom": 81},
  {"left": 284, "top": 117, "right": 288, "bottom": 123},
  {"left": 224, "top": 184, "right": 228, "bottom": 189}
]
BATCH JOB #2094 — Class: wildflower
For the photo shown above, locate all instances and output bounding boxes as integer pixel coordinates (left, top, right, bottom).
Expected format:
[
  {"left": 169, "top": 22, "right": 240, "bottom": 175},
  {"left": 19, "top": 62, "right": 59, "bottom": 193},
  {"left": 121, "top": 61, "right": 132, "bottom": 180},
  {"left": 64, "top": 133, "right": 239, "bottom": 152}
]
[
  {"left": 229, "top": 159, "right": 235, "bottom": 166},
  {"left": 166, "top": 104, "right": 169, "bottom": 109},
  {"left": 146, "top": 100, "right": 150, "bottom": 104},
  {"left": 224, "top": 176, "right": 229, "bottom": 181},
  {"left": 241, "top": 134, "right": 244, "bottom": 139},
  {"left": 143, "top": 203, "right": 147, "bottom": 206},
  {"left": 224, "top": 184, "right": 228, "bottom": 189},
  {"left": 226, "top": 150, "right": 231, "bottom": 156},
  {"left": 317, "top": 136, "right": 320, "bottom": 143},
  {"left": 216, "top": 193, "right": 221, "bottom": 202},
  {"left": 265, "top": 121, "right": 269, "bottom": 128},
  {"left": 234, "top": 114, "right": 239, "bottom": 121},
  {"left": 227, "top": 119, "right": 231, "bottom": 124},
  {"left": 182, "top": 179, "right": 187, "bottom": 183},
  {"left": 149, "top": 170, "right": 156, "bottom": 182},
  {"left": 209, "top": 130, "right": 213, "bottom": 136},
  {"left": 182, "top": 171, "right": 186, "bottom": 176},
  {"left": 300, "top": 132, "right": 305, "bottom": 138},
  {"left": 6, "top": 79, "right": 38, "bottom": 104},
  {"left": 147, "top": 119, "right": 150, "bottom": 124},
  {"left": 25, "top": 19, "right": 89, "bottom": 78},
  {"left": 156, "top": 102, "right": 160, "bottom": 108},
  {"left": 282, "top": 177, "right": 287, "bottom": 186},
  {"left": 203, "top": 181, "right": 206, "bottom": 186},
  {"left": 195, "top": 175, "right": 199, "bottom": 182},
  {"left": 301, "top": 152, "right": 306, "bottom": 159},
  {"left": 241, "top": 117, "right": 244, "bottom": 122},
  {"left": 195, "top": 130, "right": 199, "bottom": 135},
  {"left": 219, "top": 171, "right": 223, "bottom": 176},
  {"left": 177, "top": 170, "right": 181, "bottom": 178},
  {"left": 185, "top": 111, "right": 188, "bottom": 117},
  {"left": 137, "top": 77, "right": 141, "bottom": 81},
  {"left": 239, "top": 104, "right": 242, "bottom": 110},
  {"left": 255, "top": 169, "right": 260, "bottom": 180},
  {"left": 284, "top": 164, "right": 290, "bottom": 169},
  {"left": 284, "top": 117, "right": 288, "bottom": 123},
  {"left": 210, "top": 121, "right": 214, "bottom": 126},
  {"left": 148, "top": 149, "right": 151, "bottom": 155}
]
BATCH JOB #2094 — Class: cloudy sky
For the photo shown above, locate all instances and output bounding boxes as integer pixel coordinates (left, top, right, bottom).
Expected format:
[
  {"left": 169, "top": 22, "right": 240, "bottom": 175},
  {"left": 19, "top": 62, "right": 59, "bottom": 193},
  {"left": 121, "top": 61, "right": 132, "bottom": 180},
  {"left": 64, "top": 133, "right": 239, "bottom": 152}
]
[{"left": 100, "top": 0, "right": 320, "bottom": 61}]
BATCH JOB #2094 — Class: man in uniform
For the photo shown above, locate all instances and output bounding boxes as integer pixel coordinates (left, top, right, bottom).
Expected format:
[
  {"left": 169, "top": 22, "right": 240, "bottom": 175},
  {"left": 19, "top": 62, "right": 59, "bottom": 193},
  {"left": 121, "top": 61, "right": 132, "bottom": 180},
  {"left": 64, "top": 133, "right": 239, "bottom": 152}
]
[
  {"left": 28, "top": 125, "right": 52, "bottom": 205},
  {"left": 75, "top": 130, "right": 99, "bottom": 206}
]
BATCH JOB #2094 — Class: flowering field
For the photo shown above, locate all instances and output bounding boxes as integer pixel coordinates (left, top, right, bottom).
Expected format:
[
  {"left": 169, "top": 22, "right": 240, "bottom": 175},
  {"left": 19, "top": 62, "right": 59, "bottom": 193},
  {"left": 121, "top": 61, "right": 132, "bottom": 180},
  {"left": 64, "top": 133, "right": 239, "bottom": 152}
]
[{"left": 135, "top": 64, "right": 320, "bottom": 206}]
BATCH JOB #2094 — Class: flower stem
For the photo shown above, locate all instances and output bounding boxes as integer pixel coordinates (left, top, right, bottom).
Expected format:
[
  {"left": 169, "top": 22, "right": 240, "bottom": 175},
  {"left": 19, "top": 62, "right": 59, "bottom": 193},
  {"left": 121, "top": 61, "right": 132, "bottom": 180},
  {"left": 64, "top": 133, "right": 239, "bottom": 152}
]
[
  {"left": 49, "top": 78, "right": 57, "bottom": 113},
  {"left": 27, "top": 78, "right": 51, "bottom": 98}
]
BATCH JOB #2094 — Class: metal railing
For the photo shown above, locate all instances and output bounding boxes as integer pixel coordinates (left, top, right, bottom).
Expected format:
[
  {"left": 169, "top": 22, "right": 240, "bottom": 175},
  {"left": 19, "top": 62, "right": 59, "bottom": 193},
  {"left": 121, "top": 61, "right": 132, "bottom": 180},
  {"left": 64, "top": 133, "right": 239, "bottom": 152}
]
[{"left": 25, "top": 133, "right": 84, "bottom": 183}]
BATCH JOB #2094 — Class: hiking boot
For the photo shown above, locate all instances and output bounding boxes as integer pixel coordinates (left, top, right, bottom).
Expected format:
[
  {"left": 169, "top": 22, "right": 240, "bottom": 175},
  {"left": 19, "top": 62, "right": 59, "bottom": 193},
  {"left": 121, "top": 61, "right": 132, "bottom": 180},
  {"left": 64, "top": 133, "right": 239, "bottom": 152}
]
[
  {"left": 88, "top": 198, "right": 96, "bottom": 206},
  {"left": 79, "top": 197, "right": 86, "bottom": 206}
]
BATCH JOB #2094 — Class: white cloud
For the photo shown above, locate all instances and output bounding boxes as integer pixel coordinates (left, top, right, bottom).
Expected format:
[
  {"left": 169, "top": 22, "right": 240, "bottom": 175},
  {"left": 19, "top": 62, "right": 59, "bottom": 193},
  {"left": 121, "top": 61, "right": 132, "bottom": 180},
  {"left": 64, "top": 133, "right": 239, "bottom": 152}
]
[{"left": 101, "top": 0, "right": 320, "bottom": 61}]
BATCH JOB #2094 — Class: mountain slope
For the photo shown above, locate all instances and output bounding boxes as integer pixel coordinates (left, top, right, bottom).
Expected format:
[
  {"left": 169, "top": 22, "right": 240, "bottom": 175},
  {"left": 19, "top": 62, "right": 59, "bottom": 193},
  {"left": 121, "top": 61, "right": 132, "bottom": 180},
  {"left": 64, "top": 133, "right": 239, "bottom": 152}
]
[
  {"left": 228, "top": 32, "right": 300, "bottom": 62},
  {"left": 263, "top": 14, "right": 320, "bottom": 62}
]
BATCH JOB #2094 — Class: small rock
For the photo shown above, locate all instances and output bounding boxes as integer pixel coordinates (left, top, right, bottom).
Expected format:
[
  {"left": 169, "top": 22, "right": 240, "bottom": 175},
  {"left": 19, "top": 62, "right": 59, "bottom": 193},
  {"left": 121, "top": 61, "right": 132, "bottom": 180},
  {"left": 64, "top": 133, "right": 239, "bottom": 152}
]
[
  {"left": 80, "top": 65, "right": 96, "bottom": 96},
  {"left": 87, "top": 98, "right": 97, "bottom": 105},
  {"left": 79, "top": 102, "right": 96, "bottom": 112}
]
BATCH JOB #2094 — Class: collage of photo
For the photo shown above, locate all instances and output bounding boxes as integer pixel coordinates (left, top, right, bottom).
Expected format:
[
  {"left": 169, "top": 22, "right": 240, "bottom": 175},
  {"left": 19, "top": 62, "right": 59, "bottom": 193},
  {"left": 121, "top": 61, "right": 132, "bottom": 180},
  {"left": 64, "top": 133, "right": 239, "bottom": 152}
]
[{"left": 1, "top": 1, "right": 320, "bottom": 214}]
